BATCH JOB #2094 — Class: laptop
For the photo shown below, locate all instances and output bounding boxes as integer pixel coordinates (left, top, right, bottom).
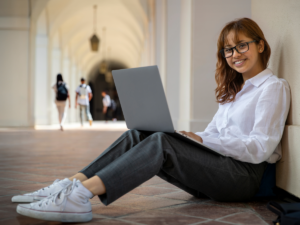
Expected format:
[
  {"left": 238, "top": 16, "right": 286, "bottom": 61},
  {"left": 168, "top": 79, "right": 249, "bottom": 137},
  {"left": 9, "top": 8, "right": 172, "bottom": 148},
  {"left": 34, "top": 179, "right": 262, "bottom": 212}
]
[{"left": 112, "top": 65, "right": 223, "bottom": 156}]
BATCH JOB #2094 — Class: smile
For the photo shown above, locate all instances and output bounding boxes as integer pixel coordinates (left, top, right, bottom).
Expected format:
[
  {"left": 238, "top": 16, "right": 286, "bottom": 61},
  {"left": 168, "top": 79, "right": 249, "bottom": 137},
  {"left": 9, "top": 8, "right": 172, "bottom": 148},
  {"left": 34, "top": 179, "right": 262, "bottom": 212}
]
[{"left": 234, "top": 59, "right": 245, "bottom": 66}]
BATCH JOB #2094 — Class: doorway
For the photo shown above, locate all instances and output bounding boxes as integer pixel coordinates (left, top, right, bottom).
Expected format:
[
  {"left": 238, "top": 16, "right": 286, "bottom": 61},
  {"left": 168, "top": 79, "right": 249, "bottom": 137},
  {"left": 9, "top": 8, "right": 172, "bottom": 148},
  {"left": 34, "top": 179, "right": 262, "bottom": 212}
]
[{"left": 89, "top": 61, "right": 126, "bottom": 121}]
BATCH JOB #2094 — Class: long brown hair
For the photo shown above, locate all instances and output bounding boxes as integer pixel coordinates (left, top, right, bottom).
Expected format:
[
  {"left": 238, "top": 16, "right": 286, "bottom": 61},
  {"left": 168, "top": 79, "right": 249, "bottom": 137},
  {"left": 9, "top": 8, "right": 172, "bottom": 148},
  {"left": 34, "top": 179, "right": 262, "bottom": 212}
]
[{"left": 215, "top": 18, "right": 271, "bottom": 104}]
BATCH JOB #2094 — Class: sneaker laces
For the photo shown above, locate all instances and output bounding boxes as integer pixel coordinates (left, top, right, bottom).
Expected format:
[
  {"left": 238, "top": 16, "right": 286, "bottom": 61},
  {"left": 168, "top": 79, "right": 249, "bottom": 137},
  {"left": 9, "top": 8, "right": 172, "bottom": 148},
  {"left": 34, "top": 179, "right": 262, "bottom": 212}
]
[
  {"left": 29, "top": 179, "right": 60, "bottom": 195},
  {"left": 37, "top": 178, "right": 78, "bottom": 211}
]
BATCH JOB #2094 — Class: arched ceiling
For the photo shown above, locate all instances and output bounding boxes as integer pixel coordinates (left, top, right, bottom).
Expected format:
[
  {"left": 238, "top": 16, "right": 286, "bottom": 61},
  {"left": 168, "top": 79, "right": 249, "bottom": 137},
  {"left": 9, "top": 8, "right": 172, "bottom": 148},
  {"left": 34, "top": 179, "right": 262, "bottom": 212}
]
[{"left": 36, "top": 0, "right": 150, "bottom": 73}]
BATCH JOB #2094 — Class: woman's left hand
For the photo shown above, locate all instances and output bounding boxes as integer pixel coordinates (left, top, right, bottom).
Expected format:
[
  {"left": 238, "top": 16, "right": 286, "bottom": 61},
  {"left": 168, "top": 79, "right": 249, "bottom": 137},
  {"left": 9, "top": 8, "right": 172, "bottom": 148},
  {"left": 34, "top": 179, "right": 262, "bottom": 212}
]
[{"left": 179, "top": 131, "right": 203, "bottom": 143}]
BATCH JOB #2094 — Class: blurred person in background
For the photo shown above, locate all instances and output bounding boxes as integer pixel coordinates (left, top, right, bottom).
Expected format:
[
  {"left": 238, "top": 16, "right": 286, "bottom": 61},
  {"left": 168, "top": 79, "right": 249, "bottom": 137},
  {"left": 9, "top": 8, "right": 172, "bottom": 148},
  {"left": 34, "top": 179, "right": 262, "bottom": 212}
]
[
  {"left": 75, "top": 78, "right": 93, "bottom": 127},
  {"left": 52, "top": 74, "right": 70, "bottom": 131},
  {"left": 101, "top": 90, "right": 112, "bottom": 122}
]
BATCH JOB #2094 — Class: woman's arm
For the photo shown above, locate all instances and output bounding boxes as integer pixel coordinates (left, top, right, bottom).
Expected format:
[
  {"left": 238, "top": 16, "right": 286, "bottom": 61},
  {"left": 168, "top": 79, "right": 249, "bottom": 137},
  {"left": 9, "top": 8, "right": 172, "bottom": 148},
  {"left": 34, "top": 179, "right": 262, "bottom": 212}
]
[
  {"left": 195, "top": 111, "right": 220, "bottom": 139},
  {"left": 179, "top": 131, "right": 203, "bottom": 143},
  {"left": 202, "top": 81, "right": 290, "bottom": 163},
  {"left": 179, "top": 108, "right": 220, "bottom": 144}
]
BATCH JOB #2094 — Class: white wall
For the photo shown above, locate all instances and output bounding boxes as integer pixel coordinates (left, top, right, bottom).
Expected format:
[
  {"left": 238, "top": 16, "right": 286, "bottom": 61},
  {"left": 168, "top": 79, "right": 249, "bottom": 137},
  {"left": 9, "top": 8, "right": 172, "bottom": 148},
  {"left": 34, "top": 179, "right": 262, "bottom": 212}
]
[
  {"left": 155, "top": 0, "right": 166, "bottom": 88},
  {"left": 0, "top": 18, "right": 31, "bottom": 126},
  {"left": 155, "top": 0, "right": 251, "bottom": 132},
  {"left": 190, "top": 0, "right": 251, "bottom": 132},
  {"left": 34, "top": 35, "right": 49, "bottom": 125},
  {"left": 165, "top": 0, "right": 181, "bottom": 129},
  {"left": 252, "top": 0, "right": 300, "bottom": 198}
]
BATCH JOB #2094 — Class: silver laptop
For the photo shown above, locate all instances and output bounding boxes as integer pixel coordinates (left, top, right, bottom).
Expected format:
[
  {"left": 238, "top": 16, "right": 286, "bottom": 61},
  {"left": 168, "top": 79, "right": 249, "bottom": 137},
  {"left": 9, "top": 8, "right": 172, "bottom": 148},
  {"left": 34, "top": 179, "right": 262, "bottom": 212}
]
[{"left": 112, "top": 65, "right": 222, "bottom": 156}]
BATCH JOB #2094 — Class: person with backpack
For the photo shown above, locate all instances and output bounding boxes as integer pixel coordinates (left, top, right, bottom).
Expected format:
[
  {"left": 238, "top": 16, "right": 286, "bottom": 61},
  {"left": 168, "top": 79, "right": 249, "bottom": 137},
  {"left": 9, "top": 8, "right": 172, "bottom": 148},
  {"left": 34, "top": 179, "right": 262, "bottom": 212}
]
[
  {"left": 75, "top": 78, "right": 93, "bottom": 126},
  {"left": 52, "top": 74, "right": 70, "bottom": 131}
]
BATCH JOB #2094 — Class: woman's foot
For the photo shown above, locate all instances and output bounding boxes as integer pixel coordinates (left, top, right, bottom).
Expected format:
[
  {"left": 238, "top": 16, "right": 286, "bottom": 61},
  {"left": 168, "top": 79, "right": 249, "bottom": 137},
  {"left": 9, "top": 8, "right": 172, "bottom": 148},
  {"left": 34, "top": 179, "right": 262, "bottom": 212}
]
[
  {"left": 17, "top": 179, "right": 93, "bottom": 222},
  {"left": 11, "top": 178, "right": 72, "bottom": 203},
  {"left": 60, "top": 125, "right": 64, "bottom": 131}
]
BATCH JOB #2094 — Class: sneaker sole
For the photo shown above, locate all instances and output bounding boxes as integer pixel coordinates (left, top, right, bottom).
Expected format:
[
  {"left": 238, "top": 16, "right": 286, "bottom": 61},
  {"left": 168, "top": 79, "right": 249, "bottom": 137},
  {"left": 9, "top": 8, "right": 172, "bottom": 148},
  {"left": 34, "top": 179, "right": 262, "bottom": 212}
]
[
  {"left": 17, "top": 205, "right": 93, "bottom": 222},
  {"left": 12, "top": 195, "right": 45, "bottom": 203}
]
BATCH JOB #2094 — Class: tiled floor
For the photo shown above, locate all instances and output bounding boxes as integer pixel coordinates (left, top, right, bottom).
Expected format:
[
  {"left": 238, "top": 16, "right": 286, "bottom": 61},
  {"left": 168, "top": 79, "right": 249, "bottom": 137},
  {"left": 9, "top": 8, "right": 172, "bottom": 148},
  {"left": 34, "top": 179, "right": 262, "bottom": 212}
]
[{"left": 0, "top": 128, "right": 278, "bottom": 225}]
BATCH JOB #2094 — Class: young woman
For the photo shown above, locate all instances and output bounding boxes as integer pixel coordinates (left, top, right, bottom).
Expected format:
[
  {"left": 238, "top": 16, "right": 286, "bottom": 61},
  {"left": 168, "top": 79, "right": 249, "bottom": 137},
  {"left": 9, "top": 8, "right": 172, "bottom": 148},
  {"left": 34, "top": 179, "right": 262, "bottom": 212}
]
[
  {"left": 13, "top": 18, "right": 290, "bottom": 223},
  {"left": 52, "top": 74, "right": 71, "bottom": 131}
]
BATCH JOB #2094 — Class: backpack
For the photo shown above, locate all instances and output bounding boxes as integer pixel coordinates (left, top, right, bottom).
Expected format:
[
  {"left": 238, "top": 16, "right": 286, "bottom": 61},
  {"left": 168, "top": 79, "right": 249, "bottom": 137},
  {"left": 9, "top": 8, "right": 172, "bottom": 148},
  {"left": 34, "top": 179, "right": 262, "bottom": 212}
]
[
  {"left": 56, "top": 83, "right": 68, "bottom": 101},
  {"left": 111, "top": 99, "right": 117, "bottom": 111},
  {"left": 268, "top": 201, "right": 300, "bottom": 224},
  {"left": 79, "top": 85, "right": 88, "bottom": 99}
]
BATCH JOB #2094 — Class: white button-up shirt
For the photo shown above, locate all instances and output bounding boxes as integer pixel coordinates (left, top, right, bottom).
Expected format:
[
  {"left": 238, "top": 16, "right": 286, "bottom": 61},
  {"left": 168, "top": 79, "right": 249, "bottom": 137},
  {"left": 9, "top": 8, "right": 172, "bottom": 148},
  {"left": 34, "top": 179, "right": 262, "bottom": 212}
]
[
  {"left": 196, "top": 69, "right": 290, "bottom": 164},
  {"left": 103, "top": 95, "right": 111, "bottom": 107}
]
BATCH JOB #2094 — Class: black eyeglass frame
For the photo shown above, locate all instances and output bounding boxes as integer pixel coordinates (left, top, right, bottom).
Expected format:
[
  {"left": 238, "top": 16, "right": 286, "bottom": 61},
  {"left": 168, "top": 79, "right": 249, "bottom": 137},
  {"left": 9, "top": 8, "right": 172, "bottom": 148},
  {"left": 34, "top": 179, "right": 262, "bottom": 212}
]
[{"left": 220, "top": 40, "right": 257, "bottom": 58}]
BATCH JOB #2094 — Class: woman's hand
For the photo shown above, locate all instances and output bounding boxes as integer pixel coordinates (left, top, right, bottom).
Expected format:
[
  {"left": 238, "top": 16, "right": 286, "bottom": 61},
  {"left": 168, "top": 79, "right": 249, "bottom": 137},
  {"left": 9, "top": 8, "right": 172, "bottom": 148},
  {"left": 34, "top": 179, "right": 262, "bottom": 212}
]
[{"left": 179, "top": 131, "right": 203, "bottom": 143}]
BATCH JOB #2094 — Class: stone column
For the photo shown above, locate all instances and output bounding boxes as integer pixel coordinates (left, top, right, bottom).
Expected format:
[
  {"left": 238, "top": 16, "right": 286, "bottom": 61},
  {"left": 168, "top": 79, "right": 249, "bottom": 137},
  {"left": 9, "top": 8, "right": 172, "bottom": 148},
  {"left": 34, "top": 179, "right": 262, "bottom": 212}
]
[{"left": 0, "top": 17, "right": 31, "bottom": 126}]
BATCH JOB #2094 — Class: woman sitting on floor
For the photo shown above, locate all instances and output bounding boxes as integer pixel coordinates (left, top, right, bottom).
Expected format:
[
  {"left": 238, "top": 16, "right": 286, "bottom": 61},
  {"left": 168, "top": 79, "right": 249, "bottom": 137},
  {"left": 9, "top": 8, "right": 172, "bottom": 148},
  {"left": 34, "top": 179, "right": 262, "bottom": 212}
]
[{"left": 12, "top": 17, "right": 290, "bottom": 223}]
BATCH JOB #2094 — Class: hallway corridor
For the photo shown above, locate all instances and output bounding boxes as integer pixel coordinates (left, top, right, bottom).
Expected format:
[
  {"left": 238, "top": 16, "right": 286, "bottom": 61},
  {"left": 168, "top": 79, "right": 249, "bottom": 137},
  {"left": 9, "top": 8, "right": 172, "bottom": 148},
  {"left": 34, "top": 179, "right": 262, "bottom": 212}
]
[{"left": 0, "top": 129, "right": 276, "bottom": 224}]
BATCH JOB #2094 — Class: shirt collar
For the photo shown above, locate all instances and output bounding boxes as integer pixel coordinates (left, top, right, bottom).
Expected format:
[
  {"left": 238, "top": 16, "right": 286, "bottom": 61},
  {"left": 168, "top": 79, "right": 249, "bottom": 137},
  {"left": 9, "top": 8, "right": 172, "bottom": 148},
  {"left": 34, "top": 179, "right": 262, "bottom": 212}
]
[{"left": 246, "top": 68, "right": 273, "bottom": 88}]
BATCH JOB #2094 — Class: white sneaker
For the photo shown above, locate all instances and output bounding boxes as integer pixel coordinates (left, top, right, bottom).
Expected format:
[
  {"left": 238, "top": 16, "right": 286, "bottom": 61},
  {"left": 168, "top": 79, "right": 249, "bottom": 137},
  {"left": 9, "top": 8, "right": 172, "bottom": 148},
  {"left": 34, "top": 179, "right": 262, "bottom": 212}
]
[
  {"left": 17, "top": 179, "right": 94, "bottom": 223},
  {"left": 11, "top": 178, "right": 72, "bottom": 203}
]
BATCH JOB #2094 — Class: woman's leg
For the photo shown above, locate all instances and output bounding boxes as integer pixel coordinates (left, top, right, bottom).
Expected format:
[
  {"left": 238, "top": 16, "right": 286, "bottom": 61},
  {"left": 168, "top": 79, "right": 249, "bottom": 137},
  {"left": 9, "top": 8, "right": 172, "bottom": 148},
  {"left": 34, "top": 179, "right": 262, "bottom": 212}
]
[
  {"left": 12, "top": 130, "right": 150, "bottom": 204},
  {"left": 15, "top": 131, "right": 267, "bottom": 223},
  {"left": 80, "top": 131, "right": 267, "bottom": 204},
  {"left": 79, "top": 104, "right": 84, "bottom": 126},
  {"left": 58, "top": 102, "right": 66, "bottom": 125},
  {"left": 69, "top": 173, "right": 88, "bottom": 182},
  {"left": 60, "top": 102, "right": 66, "bottom": 126},
  {"left": 78, "top": 129, "right": 152, "bottom": 178},
  {"left": 56, "top": 104, "right": 62, "bottom": 124},
  {"left": 86, "top": 104, "right": 93, "bottom": 122},
  {"left": 66, "top": 129, "right": 152, "bottom": 184}
]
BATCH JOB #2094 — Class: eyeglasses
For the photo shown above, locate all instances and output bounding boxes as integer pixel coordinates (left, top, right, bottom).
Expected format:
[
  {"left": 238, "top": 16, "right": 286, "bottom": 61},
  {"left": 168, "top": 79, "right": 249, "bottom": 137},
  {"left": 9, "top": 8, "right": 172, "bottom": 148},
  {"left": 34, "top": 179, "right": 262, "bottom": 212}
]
[{"left": 220, "top": 40, "right": 257, "bottom": 58}]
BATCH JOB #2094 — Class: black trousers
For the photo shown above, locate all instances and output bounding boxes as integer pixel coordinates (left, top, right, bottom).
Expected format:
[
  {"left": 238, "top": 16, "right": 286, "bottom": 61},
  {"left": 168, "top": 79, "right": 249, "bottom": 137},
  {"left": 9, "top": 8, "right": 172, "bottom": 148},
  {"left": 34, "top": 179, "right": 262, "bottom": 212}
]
[
  {"left": 79, "top": 130, "right": 267, "bottom": 205},
  {"left": 104, "top": 106, "right": 112, "bottom": 121}
]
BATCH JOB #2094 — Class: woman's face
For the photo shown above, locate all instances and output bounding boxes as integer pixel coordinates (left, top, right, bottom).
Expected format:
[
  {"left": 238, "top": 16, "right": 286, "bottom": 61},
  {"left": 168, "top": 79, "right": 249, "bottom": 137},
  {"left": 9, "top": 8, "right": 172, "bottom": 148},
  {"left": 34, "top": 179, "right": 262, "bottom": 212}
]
[{"left": 225, "top": 31, "right": 264, "bottom": 78}]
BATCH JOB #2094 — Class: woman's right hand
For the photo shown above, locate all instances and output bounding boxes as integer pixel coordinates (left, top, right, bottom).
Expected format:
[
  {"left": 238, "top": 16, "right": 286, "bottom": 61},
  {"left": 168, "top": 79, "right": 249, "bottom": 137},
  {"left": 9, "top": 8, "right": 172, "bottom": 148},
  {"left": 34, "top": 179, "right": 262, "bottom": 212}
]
[{"left": 179, "top": 131, "right": 203, "bottom": 143}]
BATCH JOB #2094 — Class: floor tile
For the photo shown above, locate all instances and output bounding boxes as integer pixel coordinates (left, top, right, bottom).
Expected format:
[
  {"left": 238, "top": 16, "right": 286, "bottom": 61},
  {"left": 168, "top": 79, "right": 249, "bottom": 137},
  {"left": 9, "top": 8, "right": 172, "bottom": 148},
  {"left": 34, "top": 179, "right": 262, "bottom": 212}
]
[
  {"left": 162, "top": 203, "right": 246, "bottom": 219},
  {"left": 159, "top": 190, "right": 206, "bottom": 202},
  {"left": 0, "top": 179, "right": 31, "bottom": 188},
  {"left": 0, "top": 188, "right": 20, "bottom": 196},
  {"left": 129, "top": 186, "right": 178, "bottom": 196},
  {"left": 116, "top": 195, "right": 186, "bottom": 210},
  {"left": 198, "top": 221, "right": 232, "bottom": 225},
  {"left": 123, "top": 210, "right": 206, "bottom": 225},
  {"left": 155, "top": 183, "right": 180, "bottom": 190},
  {"left": 92, "top": 204, "right": 142, "bottom": 217},
  {"left": 206, "top": 200, "right": 249, "bottom": 209},
  {"left": 219, "top": 212, "right": 266, "bottom": 225},
  {"left": 0, "top": 216, "right": 105, "bottom": 225},
  {"left": 90, "top": 219, "right": 134, "bottom": 225},
  {"left": 0, "top": 195, "right": 14, "bottom": 206},
  {"left": 248, "top": 200, "right": 277, "bottom": 220},
  {"left": 0, "top": 208, "right": 19, "bottom": 220},
  {"left": 9, "top": 183, "right": 48, "bottom": 192},
  {"left": 141, "top": 176, "right": 166, "bottom": 186},
  {"left": 0, "top": 130, "right": 277, "bottom": 225}
]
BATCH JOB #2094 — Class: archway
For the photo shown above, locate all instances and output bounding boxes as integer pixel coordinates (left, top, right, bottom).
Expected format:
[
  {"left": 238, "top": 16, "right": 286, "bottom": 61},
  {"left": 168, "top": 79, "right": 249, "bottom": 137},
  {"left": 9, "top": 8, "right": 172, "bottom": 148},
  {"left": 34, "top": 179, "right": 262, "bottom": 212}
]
[
  {"left": 31, "top": 0, "right": 154, "bottom": 125},
  {"left": 88, "top": 60, "right": 127, "bottom": 120}
]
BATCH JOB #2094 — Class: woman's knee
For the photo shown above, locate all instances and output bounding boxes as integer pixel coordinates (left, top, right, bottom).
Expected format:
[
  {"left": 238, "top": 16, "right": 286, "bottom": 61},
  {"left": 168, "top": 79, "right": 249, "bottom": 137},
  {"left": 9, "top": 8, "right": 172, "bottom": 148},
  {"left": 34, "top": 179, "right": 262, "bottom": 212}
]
[
  {"left": 124, "top": 129, "right": 140, "bottom": 136},
  {"left": 152, "top": 132, "right": 168, "bottom": 138}
]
